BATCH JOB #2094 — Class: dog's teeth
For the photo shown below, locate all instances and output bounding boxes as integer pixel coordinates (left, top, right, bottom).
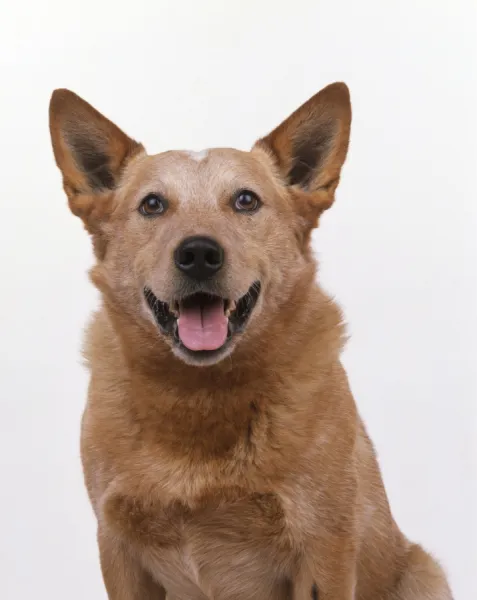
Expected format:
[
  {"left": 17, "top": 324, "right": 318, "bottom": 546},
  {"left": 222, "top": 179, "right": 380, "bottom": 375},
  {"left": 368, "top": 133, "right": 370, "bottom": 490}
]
[{"left": 225, "top": 300, "right": 236, "bottom": 317}]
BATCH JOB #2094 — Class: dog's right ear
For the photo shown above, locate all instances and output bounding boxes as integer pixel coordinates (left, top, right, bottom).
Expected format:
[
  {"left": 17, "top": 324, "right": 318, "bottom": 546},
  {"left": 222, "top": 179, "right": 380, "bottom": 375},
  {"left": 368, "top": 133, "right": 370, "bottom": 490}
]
[{"left": 49, "top": 89, "right": 143, "bottom": 232}]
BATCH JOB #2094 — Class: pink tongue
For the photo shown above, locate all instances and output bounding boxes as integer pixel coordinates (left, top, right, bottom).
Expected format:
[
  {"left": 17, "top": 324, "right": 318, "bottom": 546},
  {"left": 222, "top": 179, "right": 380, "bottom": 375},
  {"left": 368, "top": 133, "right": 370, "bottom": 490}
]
[{"left": 178, "top": 299, "right": 228, "bottom": 351}]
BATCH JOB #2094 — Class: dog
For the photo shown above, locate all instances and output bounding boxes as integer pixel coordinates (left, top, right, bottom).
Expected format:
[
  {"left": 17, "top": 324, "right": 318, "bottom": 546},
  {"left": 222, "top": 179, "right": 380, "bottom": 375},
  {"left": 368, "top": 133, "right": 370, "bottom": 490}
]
[{"left": 49, "top": 82, "right": 453, "bottom": 600}]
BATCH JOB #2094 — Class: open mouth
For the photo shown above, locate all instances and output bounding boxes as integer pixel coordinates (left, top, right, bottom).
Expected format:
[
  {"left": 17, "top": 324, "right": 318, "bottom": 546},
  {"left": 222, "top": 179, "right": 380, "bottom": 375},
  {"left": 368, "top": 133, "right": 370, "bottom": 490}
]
[{"left": 144, "top": 281, "right": 261, "bottom": 358}]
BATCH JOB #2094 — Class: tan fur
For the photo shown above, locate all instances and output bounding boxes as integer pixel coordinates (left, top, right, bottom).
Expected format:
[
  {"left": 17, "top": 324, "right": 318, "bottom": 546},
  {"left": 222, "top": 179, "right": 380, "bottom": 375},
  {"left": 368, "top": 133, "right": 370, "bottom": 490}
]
[{"left": 49, "top": 83, "right": 453, "bottom": 599}]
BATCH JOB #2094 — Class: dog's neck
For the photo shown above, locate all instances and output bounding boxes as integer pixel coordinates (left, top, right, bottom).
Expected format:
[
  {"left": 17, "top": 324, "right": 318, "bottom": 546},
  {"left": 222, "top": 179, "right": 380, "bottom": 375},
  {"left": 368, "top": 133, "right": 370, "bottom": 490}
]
[{"left": 84, "top": 273, "right": 346, "bottom": 459}]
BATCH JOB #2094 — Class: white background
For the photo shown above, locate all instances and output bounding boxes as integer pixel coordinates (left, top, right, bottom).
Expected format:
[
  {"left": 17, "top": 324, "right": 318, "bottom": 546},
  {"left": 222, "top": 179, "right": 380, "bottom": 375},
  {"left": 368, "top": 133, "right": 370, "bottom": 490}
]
[{"left": 0, "top": 1, "right": 475, "bottom": 598}]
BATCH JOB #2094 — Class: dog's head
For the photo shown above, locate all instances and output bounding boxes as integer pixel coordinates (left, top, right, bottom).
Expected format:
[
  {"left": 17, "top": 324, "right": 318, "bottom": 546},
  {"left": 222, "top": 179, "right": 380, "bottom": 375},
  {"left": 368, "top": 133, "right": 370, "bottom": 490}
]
[{"left": 49, "top": 84, "right": 351, "bottom": 367}]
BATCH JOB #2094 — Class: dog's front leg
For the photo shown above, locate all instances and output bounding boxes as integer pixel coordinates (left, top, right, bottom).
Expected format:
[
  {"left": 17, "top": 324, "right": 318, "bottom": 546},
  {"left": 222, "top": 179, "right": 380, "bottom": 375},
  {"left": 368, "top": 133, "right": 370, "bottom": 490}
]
[
  {"left": 293, "top": 549, "right": 356, "bottom": 600},
  {"left": 98, "top": 527, "right": 166, "bottom": 600},
  {"left": 293, "top": 522, "right": 357, "bottom": 600}
]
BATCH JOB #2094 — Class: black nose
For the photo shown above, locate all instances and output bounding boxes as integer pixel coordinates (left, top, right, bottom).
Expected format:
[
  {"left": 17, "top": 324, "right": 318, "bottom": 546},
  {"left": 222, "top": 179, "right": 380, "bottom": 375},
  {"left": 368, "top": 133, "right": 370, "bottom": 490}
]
[{"left": 174, "top": 236, "right": 224, "bottom": 280}]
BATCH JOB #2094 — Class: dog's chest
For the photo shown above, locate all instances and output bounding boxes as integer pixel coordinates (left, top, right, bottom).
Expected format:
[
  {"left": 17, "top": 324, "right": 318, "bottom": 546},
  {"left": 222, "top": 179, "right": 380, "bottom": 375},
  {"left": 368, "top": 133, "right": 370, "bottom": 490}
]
[{"left": 111, "top": 490, "right": 296, "bottom": 600}]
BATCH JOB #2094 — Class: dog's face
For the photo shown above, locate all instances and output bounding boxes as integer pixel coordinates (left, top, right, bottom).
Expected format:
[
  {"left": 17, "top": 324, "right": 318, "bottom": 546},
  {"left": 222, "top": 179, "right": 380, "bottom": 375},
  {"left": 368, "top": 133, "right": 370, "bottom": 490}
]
[{"left": 49, "top": 84, "right": 351, "bottom": 366}]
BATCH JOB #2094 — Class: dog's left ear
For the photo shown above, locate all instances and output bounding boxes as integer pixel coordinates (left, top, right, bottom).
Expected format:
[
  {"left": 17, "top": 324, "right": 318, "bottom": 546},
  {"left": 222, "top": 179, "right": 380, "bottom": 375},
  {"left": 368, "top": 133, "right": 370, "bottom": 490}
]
[{"left": 254, "top": 82, "right": 351, "bottom": 220}]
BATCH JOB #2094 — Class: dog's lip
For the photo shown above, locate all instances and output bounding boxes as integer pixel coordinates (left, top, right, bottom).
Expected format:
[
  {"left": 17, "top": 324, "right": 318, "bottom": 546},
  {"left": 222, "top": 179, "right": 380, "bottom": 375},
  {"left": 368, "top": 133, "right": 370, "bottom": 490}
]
[{"left": 143, "top": 281, "right": 261, "bottom": 354}]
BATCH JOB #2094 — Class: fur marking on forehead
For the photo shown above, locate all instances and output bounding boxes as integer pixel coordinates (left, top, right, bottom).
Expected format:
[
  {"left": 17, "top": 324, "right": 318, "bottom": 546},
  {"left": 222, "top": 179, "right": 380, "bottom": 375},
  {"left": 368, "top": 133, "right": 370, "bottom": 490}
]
[{"left": 184, "top": 149, "right": 210, "bottom": 162}]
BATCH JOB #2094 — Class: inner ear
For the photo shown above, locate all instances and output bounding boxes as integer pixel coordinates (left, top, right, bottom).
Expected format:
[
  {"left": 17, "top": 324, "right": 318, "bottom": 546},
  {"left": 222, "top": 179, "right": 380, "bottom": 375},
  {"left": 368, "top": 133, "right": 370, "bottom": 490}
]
[
  {"left": 287, "top": 118, "right": 337, "bottom": 189},
  {"left": 65, "top": 127, "right": 117, "bottom": 191}
]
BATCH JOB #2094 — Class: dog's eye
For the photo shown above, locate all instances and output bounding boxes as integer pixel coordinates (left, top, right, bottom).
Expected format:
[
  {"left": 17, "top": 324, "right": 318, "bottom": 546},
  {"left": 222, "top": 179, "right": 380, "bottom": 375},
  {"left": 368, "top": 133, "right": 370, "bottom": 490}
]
[
  {"left": 233, "top": 190, "right": 261, "bottom": 213},
  {"left": 139, "top": 193, "right": 168, "bottom": 217}
]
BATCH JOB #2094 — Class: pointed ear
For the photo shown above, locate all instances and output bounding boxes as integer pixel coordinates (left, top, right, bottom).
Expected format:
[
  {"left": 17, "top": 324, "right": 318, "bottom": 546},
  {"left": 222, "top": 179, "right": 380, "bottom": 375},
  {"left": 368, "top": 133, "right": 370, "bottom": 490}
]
[
  {"left": 49, "top": 89, "right": 143, "bottom": 227},
  {"left": 254, "top": 82, "right": 351, "bottom": 217}
]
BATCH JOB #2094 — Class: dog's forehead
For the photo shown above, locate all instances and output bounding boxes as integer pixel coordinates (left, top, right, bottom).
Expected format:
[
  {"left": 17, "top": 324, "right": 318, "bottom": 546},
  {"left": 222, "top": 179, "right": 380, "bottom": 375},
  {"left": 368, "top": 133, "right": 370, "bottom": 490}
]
[
  {"left": 182, "top": 149, "right": 210, "bottom": 162},
  {"left": 148, "top": 147, "right": 262, "bottom": 180},
  {"left": 127, "top": 147, "right": 273, "bottom": 204}
]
